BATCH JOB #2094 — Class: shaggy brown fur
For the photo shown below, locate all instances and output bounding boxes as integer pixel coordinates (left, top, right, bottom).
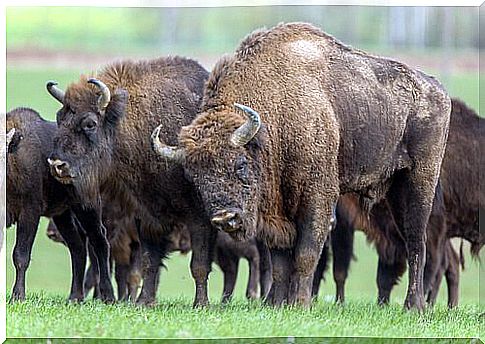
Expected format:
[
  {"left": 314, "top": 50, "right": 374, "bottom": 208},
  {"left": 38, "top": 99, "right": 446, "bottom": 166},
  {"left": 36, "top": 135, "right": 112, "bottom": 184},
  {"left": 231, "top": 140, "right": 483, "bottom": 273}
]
[
  {"left": 6, "top": 107, "right": 89, "bottom": 302},
  {"left": 330, "top": 96, "right": 481, "bottom": 307},
  {"left": 165, "top": 23, "right": 451, "bottom": 309},
  {"left": 48, "top": 56, "right": 214, "bottom": 306},
  {"left": 440, "top": 99, "right": 484, "bottom": 255}
]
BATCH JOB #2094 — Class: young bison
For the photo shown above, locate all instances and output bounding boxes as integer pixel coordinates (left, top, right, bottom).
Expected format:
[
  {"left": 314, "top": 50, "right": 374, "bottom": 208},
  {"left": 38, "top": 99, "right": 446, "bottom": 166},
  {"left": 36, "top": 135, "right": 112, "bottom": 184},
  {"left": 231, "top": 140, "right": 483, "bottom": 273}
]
[
  {"left": 6, "top": 107, "right": 91, "bottom": 302},
  {"left": 152, "top": 23, "right": 451, "bottom": 309}
]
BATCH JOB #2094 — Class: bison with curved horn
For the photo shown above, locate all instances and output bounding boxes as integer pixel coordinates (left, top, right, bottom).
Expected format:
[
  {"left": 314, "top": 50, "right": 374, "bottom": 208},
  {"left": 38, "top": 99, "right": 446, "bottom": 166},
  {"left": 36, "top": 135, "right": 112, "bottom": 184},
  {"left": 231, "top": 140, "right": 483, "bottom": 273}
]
[
  {"left": 46, "top": 56, "right": 216, "bottom": 306},
  {"left": 152, "top": 23, "right": 451, "bottom": 310}
]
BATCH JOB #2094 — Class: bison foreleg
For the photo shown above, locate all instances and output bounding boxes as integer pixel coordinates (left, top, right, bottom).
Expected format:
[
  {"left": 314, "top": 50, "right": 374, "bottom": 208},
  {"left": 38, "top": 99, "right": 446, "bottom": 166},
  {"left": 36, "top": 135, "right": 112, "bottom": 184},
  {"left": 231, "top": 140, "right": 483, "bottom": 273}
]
[
  {"left": 268, "top": 248, "right": 292, "bottom": 306},
  {"left": 189, "top": 223, "right": 216, "bottom": 307},
  {"left": 376, "top": 255, "right": 406, "bottom": 305},
  {"left": 52, "top": 210, "right": 87, "bottom": 302},
  {"left": 11, "top": 211, "right": 40, "bottom": 301},
  {"left": 245, "top": 245, "right": 260, "bottom": 300},
  {"left": 217, "top": 252, "right": 239, "bottom": 303},
  {"left": 73, "top": 205, "right": 115, "bottom": 303},
  {"left": 256, "top": 239, "right": 273, "bottom": 301}
]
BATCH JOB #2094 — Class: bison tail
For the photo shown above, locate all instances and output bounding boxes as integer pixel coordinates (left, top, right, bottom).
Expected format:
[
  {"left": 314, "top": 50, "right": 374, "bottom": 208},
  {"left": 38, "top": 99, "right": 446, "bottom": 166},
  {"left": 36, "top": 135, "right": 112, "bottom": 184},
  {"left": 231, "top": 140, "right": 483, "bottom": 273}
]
[{"left": 459, "top": 239, "right": 466, "bottom": 270}]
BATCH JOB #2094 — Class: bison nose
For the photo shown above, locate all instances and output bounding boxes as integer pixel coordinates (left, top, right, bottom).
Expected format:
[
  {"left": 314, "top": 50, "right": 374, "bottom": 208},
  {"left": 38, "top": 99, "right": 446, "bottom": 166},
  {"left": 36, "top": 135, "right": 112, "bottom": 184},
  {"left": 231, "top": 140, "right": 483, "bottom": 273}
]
[
  {"left": 211, "top": 209, "right": 242, "bottom": 233},
  {"left": 47, "top": 158, "right": 71, "bottom": 178}
]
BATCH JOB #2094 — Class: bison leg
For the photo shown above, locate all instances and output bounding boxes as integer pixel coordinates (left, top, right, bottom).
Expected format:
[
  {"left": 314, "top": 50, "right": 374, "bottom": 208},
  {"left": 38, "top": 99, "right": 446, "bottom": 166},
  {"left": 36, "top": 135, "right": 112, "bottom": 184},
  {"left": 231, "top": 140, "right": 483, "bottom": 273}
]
[
  {"left": 73, "top": 206, "right": 115, "bottom": 303},
  {"left": 268, "top": 248, "right": 292, "bottom": 306},
  {"left": 444, "top": 242, "right": 460, "bottom": 308},
  {"left": 127, "top": 240, "right": 142, "bottom": 302},
  {"left": 256, "top": 239, "right": 273, "bottom": 300},
  {"left": 52, "top": 210, "right": 87, "bottom": 302},
  {"left": 11, "top": 211, "right": 40, "bottom": 301},
  {"left": 387, "top": 170, "right": 439, "bottom": 310},
  {"left": 376, "top": 255, "right": 407, "bottom": 305},
  {"left": 426, "top": 263, "right": 444, "bottom": 307},
  {"left": 423, "top": 211, "right": 447, "bottom": 299},
  {"left": 331, "top": 210, "right": 355, "bottom": 303},
  {"left": 312, "top": 242, "right": 329, "bottom": 299},
  {"left": 189, "top": 223, "right": 217, "bottom": 307},
  {"left": 217, "top": 251, "right": 239, "bottom": 303},
  {"left": 84, "top": 243, "right": 101, "bottom": 298},
  {"left": 290, "top": 201, "right": 336, "bottom": 307},
  {"left": 115, "top": 263, "right": 130, "bottom": 301},
  {"left": 245, "top": 244, "right": 260, "bottom": 300},
  {"left": 136, "top": 240, "right": 162, "bottom": 306}
]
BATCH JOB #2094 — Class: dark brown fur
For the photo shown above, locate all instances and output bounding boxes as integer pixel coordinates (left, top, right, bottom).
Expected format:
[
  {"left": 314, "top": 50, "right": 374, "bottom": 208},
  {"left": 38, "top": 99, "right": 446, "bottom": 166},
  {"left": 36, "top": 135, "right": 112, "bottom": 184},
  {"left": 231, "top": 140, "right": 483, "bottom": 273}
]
[
  {"left": 440, "top": 99, "right": 484, "bottom": 255},
  {"left": 49, "top": 56, "right": 215, "bottom": 306},
  {"left": 169, "top": 23, "right": 451, "bottom": 309},
  {"left": 46, "top": 204, "right": 142, "bottom": 302},
  {"left": 168, "top": 226, "right": 273, "bottom": 302}
]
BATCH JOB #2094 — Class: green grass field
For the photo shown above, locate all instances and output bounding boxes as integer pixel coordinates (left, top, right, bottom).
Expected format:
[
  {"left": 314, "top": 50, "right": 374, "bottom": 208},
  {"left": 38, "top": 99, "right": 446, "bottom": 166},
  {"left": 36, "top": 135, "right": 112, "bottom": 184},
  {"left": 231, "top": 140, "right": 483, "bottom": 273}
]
[{"left": 5, "top": 67, "right": 483, "bottom": 339}]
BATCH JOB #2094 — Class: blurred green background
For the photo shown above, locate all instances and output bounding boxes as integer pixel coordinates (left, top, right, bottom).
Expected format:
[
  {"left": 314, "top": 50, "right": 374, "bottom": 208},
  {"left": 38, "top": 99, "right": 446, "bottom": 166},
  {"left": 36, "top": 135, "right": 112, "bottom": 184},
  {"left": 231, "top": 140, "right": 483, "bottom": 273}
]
[{"left": 5, "top": 6, "right": 481, "bottom": 305}]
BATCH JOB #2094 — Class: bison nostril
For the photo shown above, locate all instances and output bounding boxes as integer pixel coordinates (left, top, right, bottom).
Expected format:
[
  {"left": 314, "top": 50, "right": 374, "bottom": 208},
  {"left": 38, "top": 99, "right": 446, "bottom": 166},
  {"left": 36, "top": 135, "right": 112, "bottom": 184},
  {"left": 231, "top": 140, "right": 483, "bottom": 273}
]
[
  {"left": 47, "top": 158, "right": 71, "bottom": 177},
  {"left": 211, "top": 210, "right": 241, "bottom": 232}
]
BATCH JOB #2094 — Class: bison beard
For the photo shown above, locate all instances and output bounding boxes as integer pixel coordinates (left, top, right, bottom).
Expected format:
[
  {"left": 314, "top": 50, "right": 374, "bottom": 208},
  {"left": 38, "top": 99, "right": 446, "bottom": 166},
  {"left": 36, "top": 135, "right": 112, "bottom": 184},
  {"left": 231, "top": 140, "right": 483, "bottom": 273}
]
[
  {"left": 153, "top": 23, "right": 451, "bottom": 310},
  {"left": 47, "top": 56, "right": 216, "bottom": 307}
]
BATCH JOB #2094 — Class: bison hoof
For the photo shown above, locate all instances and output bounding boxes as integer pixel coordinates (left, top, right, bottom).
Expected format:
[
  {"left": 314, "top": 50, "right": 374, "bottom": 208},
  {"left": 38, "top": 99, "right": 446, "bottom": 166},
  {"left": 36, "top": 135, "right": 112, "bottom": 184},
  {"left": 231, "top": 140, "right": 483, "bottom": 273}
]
[
  {"left": 10, "top": 292, "right": 26, "bottom": 303},
  {"left": 136, "top": 297, "right": 157, "bottom": 307},
  {"left": 192, "top": 298, "right": 209, "bottom": 308},
  {"left": 68, "top": 294, "right": 85, "bottom": 303},
  {"left": 404, "top": 295, "right": 426, "bottom": 311}
]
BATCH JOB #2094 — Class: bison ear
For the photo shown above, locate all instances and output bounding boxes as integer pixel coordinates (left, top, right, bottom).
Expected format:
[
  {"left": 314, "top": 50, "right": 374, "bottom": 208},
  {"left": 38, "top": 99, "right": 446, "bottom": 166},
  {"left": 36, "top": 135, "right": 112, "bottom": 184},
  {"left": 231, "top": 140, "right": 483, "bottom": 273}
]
[{"left": 105, "top": 89, "right": 128, "bottom": 126}]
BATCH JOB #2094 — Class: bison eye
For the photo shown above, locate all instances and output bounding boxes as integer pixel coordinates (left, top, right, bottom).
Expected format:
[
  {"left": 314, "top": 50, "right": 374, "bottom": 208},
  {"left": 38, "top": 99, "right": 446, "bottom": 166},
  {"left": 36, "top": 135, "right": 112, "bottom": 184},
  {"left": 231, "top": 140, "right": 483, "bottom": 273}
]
[
  {"left": 235, "top": 156, "right": 249, "bottom": 185},
  {"left": 81, "top": 118, "right": 97, "bottom": 132}
]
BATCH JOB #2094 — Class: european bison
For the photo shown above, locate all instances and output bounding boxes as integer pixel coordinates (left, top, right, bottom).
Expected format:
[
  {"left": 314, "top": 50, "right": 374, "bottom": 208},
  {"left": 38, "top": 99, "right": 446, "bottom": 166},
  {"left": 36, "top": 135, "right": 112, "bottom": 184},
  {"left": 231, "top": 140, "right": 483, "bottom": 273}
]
[
  {"left": 6, "top": 107, "right": 91, "bottom": 301},
  {"left": 328, "top": 98, "right": 481, "bottom": 308},
  {"left": 46, "top": 56, "right": 216, "bottom": 306},
  {"left": 152, "top": 23, "right": 451, "bottom": 309}
]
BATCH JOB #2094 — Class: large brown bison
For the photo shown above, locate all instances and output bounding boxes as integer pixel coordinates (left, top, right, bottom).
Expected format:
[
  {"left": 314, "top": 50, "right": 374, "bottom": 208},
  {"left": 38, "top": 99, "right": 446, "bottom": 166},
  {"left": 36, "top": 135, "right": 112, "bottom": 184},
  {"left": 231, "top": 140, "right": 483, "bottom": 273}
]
[
  {"left": 152, "top": 23, "right": 451, "bottom": 309},
  {"left": 46, "top": 56, "right": 215, "bottom": 306},
  {"left": 328, "top": 98, "right": 482, "bottom": 308},
  {"left": 6, "top": 107, "right": 93, "bottom": 302}
]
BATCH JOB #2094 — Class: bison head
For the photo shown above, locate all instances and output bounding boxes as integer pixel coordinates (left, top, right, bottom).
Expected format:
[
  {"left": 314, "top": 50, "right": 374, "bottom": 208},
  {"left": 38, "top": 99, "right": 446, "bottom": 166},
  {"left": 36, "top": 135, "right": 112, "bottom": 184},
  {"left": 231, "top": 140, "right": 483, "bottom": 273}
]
[
  {"left": 152, "top": 103, "right": 263, "bottom": 241},
  {"left": 46, "top": 78, "right": 128, "bottom": 202}
]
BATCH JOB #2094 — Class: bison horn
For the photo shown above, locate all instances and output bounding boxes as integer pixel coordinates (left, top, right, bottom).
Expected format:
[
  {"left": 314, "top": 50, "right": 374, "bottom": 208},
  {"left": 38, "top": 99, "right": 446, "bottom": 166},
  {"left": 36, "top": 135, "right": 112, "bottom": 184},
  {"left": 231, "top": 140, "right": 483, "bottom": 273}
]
[
  {"left": 151, "top": 124, "right": 185, "bottom": 162},
  {"left": 6, "top": 128, "right": 15, "bottom": 152},
  {"left": 87, "top": 78, "right": 111, "bottom": 113},
  {"left": 46, "top": 81, "right": 65, "bottom": 104},
  {"left": 231, "top": 103, "right": 261, "bottom": 146}
]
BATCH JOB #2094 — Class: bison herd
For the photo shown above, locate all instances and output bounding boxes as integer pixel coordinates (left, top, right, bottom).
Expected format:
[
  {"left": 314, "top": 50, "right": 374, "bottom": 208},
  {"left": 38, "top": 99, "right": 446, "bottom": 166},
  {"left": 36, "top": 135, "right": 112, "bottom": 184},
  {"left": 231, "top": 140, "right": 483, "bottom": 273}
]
[{"left": 5, "top": 22, "right": 483, "bottom": 311}]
